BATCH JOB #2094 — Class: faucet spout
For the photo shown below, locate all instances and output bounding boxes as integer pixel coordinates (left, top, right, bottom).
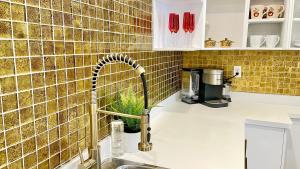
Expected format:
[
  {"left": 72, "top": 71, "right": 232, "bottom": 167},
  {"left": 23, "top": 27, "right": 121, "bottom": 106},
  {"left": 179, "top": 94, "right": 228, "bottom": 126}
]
[{"left": 78, "top": 53, "right": 152, "bottom": 169}]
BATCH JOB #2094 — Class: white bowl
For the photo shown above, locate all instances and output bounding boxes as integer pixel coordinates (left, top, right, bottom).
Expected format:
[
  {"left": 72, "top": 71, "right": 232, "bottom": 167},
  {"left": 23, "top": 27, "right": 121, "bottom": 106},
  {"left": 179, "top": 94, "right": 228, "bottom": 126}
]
[{"left": 293, "top": 40, "right": 300, "bottom": 47}]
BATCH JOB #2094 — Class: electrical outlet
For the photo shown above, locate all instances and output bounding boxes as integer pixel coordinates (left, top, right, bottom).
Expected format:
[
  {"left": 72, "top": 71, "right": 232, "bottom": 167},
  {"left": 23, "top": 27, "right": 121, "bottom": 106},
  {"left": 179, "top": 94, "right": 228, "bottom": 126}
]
[{"left": 234, "top": 66, "right": 242, "bottom": 78}]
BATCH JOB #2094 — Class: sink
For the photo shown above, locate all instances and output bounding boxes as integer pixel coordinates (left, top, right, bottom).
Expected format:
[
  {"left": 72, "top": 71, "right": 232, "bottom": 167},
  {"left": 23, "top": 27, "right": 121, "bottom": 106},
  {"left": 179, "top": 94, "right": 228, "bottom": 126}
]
[
  {"left": 116, "top": 165, "right": 158, "bottom": 169},
  {"left": 101, "top": 158, "right": 167, "bottom": 169}
]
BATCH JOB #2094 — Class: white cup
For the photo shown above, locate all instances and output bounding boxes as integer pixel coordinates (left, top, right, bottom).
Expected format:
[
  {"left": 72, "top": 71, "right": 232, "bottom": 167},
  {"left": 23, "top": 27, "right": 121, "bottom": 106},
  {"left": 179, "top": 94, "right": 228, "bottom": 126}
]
[
  {"left": 266, "top": 5, "right": 285, "bottom": 18},
  {"left": 251, "top": 5, "right": 267, "bottom": 19},
  {"left": 265, "top": 35, "right": 280, "bottom": 48},
  {"left": 249, "top": 35, "right": 265, "bottom": 48}
]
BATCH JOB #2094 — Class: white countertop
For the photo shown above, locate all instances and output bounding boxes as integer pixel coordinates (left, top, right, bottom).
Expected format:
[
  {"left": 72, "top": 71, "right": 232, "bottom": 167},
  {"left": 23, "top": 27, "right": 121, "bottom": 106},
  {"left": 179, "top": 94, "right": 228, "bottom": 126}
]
[{"left": 119, "top": 92, "right": 300, "bottom": 169}]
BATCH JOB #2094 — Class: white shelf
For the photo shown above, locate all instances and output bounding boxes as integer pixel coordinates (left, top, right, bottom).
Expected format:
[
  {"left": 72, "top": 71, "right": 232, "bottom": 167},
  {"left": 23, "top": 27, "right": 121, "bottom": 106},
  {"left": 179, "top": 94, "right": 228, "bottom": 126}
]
[
  {"left": 293, "top": 18, "right": 300, "bottom": 22},
  {"left": 248, "top": 18, "right": 285, "bottom": 24}
]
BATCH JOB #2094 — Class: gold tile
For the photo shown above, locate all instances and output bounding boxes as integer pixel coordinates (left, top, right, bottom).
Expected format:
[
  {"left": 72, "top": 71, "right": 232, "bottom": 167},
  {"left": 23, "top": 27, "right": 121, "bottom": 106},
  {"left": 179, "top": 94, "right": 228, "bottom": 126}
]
[
  {"left": 0, "top": 77, "right": 16, "bottom": 94},
  {"left": 47, "top": 100, "right": 57, "bottom": 114},
  {"left": 50, "top": 153, "right": 60, "bottom": 168},
  {"left": 63, "top": 0, "right": 71, "bottom": 13},
  {"left": 24, "top": 153, "right": 37, "bottom": 169},
  {"left": 0, "top": 58, "right": 14, "bottom": 76},
  {"left": 4, "top": 111, "right": 19, "bottom": 130},
  {"left": 54, "top": 27, "right": 63, "bottom": 40},
  {"left": 0, "top": 21, "right": 11, "bottom": 38},
  {"left": 0, "top": 115, "right": 2, "bottom": 131},
  {"left": 31, "top": 57, "right": 43, "bottom": 72},
  {"left": 48, "top": 113, "right": 58, "bottom": 129},
  {"left": 0, "top": 41, "right": 13, "bottom": 57},
  {"left": 11, "top": 4, "right": 25, "bottom": 21},
  {"left": 61, "top": 149, "right": 69, "bottom": 163},
  {"left": 67, "top": 68, "right": 75, "bottom": 81},
  {"left": 6, "top": 128, "right": 21, "bottom": 147},
  {"left": 53, "top": 11, "right": 63, "bottom": 25},
  {"left": 33, "top": 88, "right": 46, "bottom": 104},
  {"left": 7, "top": 144, "right": 22, "bottom": 162},
  {"left": 2, "top": 94, "right": 18, "bottom": 112},
  {"left": 16, "top": 58, "right": 30, "bottom": 74},
  {"left": 0, "top": 132, "right": 5, "bottom": 150},
  {"left": 66, "top": 44, "right": 75, "bottom": 56},
  {"left": 41, "top": 9, "right": 52, "bottom": 25},
  {"left": 44, "top": 56, "right": 55, "bottom": 70},
  {"left": 0, "top": 2, "right": 10, "bottom": 20},
  {"left": 45, "top": 71, "right": 56, "bottom": 86},
  {"left": 27, "top": 6, "right": 40, "bottom": 23},
  {"left": 17, "top": 75, "right": 32, "bottom": 91},
  {"left": 21, "top": 122, "right": 35, "bottom": 140},
  {"left": 28, "top": 24, "right": 41, "bottom": 39},
  {"left": 35, "top": 118, "right": 47, "bottom": 134},
  {"left": 32, "top": 73, "right": 45, "bottom": 88},
  {"left": 37, "top": 146, "right": 48, "bottom": 162},
  {"left": 27, "top": 0, "right": 39, "bottom": 6},
  {"left": 60, "top": 125, "right": 69, "bottom": 139},
  {"left": 41, "top": 0, "right": 51, "bottom": 9},
  {"left": 37, "top": 132, "right": 48, "bottom": 149},
  {"left": 20, "top": 107, "right": 34, "bottom": 124},
  {"left": 14, "top": 40, "right": 28, "bottom": 56},
  {"left": 55, "top": 56, "right": 65, "bottom": 69},
  {"left": 50, "top": 140, "right": 59, "bottom": 156},
  {"left": 18, "top": 91, "right": 33, "bottom": 108},
  {"left": 29, "top": 41, "right": 42, "bottom": 56},
  {"left": 53, "top": 0, "right": 62, "bottom": 11},
  {"left": 38, "top": 160, "right": 49, "bottom": 169},
  {"left": 8, "top": 159, "right": 22, "bottom": 169},
  {"left": 56, "top": 70, "right": 66, "bottom": 84},
  {"left": 46, "top": 86, "right": 57, "bottom": 100},
  {"left": 0, "top": 150, "right": 6, "bottom": 167},
  {"left": 34, "top": 103, "right": 46, "bottom": 119},
  {"left": 58, "top": 97, "right": 67, "bottom": 111},
  {"left": 43, "top": 41, "right": 54, "bottom": 55},
  {"left": 13, "top": 22, "right": 27, "bottom": 39},
  {"left": 42, "top": 25, "right": 52, "bottom": 40},
  {"left": 49, "top": 127, "right": 58, "bottom": 143},
  {"left": 23, "top": 137, "right": 36, "bottom": 154}
]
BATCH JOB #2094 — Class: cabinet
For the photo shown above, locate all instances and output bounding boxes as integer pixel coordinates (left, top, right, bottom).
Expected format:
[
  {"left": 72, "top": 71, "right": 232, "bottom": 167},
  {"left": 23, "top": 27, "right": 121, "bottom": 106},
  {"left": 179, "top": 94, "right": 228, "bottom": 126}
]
[
  {"left": 288, "top": 0, "right": 300, "bottom": 49},
  {"left": 245, "top": 124, "right": 286, "bottom": 169},
  {"left": 244, "top": 0, "right": 291, "bottom": 49},
  {"left": 205, "top": 0, "right": 247, "bottom": 48},
  {"left": 285, "top": 118, "right": 300, "bottom": 169},
  {"left": 152, "top": 0, "right": 206, "bottom": 51},
  {"left": 152, "top": 0, "right": 298, "bottom": 50}
]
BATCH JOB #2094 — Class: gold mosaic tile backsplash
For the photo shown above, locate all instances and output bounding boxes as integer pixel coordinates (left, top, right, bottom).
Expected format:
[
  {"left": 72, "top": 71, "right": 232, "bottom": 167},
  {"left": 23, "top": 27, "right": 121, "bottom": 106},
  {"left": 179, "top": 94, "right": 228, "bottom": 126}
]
[
  {"left": 183, "top": 51, "right": 300, "bottom": 95},
  {"left": 0, "top": 0, "right": 182, "bottom": 168}
]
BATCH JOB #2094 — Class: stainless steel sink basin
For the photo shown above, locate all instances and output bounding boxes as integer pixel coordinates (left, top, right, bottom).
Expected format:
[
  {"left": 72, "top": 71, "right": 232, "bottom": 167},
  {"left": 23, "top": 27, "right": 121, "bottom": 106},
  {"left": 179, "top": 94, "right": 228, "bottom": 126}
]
[{"left": 101, "top": 158, "right": 167, "bottom": 169}]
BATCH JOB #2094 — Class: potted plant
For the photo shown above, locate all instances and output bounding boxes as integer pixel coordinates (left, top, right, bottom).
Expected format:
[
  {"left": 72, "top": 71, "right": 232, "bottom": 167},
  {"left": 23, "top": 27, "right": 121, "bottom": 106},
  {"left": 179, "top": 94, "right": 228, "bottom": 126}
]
[{"left": 109, "top": 86, "right": 145, "bottom": 153}]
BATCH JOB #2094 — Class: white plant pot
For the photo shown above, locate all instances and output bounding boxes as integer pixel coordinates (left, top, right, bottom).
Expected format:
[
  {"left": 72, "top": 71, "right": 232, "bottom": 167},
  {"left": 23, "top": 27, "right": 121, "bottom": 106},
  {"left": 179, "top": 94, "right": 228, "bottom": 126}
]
[{"left": 123, "top": 132, "right": 140, "bottom": 153}]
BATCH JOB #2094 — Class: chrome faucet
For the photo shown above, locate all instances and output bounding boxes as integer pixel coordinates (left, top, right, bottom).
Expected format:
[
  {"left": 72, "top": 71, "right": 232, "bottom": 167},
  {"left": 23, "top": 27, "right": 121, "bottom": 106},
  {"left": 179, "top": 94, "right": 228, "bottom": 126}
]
[{"left": 78, "top": 53, "right": 152, "bottom": 169}]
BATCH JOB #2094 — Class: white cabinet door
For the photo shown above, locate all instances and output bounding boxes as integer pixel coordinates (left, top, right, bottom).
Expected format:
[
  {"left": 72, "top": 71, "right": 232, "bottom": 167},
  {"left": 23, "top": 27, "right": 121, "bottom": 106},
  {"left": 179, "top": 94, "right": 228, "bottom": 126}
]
[
  {"left": 285, "top": 118, "right": 300, "bottom": 169},
  {"left": 246, "top": 124, "right": 286, "bottom": 169}
]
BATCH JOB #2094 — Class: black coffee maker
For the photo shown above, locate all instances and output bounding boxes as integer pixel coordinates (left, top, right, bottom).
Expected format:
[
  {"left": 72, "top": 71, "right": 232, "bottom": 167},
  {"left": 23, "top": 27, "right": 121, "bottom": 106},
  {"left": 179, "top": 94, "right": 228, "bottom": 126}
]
[{"left": 181, "top": 68, "right": 230, "bottom": 108}]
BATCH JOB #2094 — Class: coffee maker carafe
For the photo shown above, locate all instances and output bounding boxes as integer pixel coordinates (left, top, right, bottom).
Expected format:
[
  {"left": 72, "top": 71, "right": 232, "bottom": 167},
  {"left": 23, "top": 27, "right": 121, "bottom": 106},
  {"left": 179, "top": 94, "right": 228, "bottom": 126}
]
[{"left": 181, "top": 68, "right": 202, "bottom": 104}]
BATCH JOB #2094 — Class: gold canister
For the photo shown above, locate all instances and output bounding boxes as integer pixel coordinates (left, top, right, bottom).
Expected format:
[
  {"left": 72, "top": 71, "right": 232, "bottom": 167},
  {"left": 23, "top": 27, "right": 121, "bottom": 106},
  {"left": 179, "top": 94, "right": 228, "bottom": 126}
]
[
  {"left": 220, "top": 38, "right": 234, "bottom": 48},
  {"left": 205, "top": 38, "right": 217, "bottom": 48}
]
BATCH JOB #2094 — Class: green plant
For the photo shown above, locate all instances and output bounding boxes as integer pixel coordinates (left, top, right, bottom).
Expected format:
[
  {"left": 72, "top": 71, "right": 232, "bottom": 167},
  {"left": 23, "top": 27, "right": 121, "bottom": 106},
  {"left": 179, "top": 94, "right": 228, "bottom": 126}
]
[{"left": 109, "top": 87, "right": 144, "bottom": 133}]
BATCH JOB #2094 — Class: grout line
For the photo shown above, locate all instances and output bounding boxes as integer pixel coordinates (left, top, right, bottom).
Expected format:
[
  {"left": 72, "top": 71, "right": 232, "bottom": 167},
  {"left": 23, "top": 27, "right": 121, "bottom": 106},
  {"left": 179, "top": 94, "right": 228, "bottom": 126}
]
[
  {"left": 7, "top": 0, "right": 21, "bottom": 168},
  {"left": 35, "top": 0, "right": 47, "bottom": 168}
]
